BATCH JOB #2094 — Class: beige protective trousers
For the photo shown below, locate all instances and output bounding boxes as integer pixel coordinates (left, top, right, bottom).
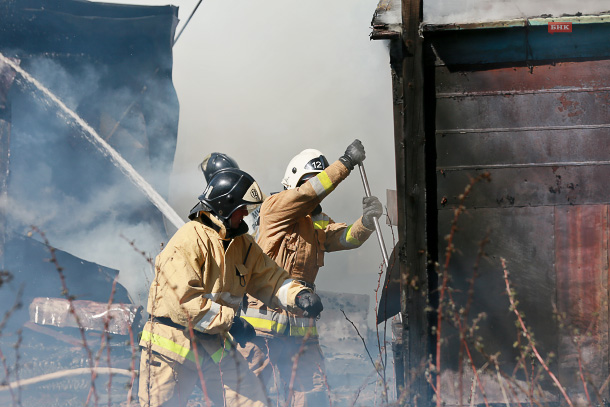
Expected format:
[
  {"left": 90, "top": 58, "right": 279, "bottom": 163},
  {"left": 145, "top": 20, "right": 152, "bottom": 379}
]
[
  {"left": 239, "top": 336, "right": 329, "bottom": 407},
  {"left": 139, "top": 347, "right": 269, "bottom": 407}
]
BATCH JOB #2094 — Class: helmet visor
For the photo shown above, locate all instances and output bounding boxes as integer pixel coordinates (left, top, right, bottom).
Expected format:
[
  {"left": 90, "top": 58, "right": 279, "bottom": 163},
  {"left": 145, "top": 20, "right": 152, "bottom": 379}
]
[{"left": 303, "top": 155, "right": 329, "bottom": 172}]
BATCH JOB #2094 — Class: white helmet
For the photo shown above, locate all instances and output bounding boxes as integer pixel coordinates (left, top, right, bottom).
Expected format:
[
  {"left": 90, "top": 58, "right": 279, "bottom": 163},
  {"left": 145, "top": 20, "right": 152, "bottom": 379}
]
[{"left": 281, "top": 149, "right": 330, "bottom": 190}]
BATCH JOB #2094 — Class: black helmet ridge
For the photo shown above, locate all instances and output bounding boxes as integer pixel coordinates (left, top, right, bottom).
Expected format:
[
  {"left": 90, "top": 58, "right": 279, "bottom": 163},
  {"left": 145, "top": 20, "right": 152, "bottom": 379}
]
[{"left": 200, "top": 152, "right": 240, "bottom": 183}]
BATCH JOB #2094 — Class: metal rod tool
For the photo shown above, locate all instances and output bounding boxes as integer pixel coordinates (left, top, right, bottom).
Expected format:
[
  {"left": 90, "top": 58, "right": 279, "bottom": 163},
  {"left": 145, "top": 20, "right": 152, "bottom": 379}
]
[{"left": 358, "top": 163, "right": 389, "bottom": 268}]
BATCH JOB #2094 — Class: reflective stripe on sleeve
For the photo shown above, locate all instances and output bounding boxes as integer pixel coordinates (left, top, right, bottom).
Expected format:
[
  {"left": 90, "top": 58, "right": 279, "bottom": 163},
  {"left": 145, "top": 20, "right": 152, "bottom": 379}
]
[
  {"left": 277, "top": 279, "right": 293, "bottom": 309},
  {"left": 289, "top": 326, "right": 319, "bottom": 337},
  {"left": 312, "top": 214, "right": 330, "bottom": 230},
  {"left": 339, "top": 224, "right": 362, "bottom": 248},
  {"left": 203, "top": 292, "right": 243, "bottom": 307},
  {"left": 194, "top": 301, "right": 221, "bottom": 333},
  {"left": 288, "top": 317, "right": 318, "bottom": 337},
  {"left": 308, "top": 172, "right": 334, "bottom": 198}
]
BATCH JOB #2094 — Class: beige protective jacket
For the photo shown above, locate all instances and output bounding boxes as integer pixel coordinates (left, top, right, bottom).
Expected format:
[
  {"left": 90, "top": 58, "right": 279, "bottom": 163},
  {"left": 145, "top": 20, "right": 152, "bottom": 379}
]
[
  {"left": 139, "top": 213, "right": 307, "bottom": 365},
  {"left": 242, "top": 160, "right": 374, "bottom": 336}
]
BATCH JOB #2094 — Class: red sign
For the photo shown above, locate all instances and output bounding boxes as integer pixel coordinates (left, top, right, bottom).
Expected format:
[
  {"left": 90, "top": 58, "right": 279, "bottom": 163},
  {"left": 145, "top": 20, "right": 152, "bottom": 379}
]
[{"left": 548, "top": 22, "right": 572, "bottom": 33}]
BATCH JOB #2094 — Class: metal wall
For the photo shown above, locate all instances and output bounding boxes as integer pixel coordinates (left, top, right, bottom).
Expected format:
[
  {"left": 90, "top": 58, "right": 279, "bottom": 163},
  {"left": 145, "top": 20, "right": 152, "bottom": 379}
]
[{"left": 429, "top": 24, "right": 610, "bottom": 404}]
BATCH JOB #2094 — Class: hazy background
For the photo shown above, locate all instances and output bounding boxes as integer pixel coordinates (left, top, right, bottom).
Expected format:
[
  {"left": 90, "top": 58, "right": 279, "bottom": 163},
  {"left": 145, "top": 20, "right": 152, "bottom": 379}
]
[{"left": 86, "top": 0, "right": 397, "bottom": 325}]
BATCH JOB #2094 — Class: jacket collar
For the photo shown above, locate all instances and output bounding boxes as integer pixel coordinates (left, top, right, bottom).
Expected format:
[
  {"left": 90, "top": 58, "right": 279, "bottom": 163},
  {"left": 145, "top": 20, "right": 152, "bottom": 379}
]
[{"left": 198, "top": 211, "right": 249, "bottom": 240}]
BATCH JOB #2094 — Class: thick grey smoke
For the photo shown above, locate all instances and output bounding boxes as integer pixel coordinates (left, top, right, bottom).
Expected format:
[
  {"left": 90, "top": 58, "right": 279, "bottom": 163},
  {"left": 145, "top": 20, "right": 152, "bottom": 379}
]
[
  {"left": 17, "top": 0, "right": 397, "bottom": 402},
  {"left": 424, "top": 0, "right": 609, "bottom": 24},
  {"left": 88, "top": 0, "right": 396, "bottom": 322},
  {"left": 5, "top": 55, "right": 176, "bottom": 306},
  {"left": 169, "top": 0, "right": 396, "bottom": 307}
]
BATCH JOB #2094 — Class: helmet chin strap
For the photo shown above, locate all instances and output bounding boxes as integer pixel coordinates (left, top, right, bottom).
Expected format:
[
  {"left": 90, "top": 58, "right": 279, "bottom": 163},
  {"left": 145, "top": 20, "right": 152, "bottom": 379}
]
[{"left": 208, "top": 212, "right": 249, "bottom": 239}]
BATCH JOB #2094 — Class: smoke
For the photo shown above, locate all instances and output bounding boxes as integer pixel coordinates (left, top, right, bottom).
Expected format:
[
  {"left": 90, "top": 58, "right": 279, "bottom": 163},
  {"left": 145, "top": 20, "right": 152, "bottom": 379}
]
[
  {"left": 83, "top": 0, "right": 396, "bottom": 325},
  {"left": 5, "top": 55, "right": 175, "bottom": 306},
  {"left": 423, "top": 0, "right": 609, "bottom": 24}
]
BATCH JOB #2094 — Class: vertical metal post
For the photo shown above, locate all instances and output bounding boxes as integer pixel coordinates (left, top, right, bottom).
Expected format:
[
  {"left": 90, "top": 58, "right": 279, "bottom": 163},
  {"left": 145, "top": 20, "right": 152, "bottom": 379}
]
[{"left": 400, "top": 0, "right": 429, "bottom": 404}]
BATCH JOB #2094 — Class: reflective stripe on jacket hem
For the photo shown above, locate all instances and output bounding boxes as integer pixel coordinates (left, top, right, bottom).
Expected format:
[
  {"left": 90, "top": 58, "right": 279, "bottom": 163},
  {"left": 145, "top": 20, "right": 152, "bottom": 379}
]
[
  {"left": 140, "top": 330, "right": 231, "bottom": 364},
  {"left": 242, "top": 306, "right": 289, "bottom": 334}
]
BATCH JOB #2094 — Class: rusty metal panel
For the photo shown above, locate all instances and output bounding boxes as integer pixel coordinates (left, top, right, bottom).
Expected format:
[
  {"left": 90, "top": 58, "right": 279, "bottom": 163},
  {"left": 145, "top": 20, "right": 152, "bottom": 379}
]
[
  {"left": 437, "top": 129, "right": 610, "bottom": 169},
  {"left": 555, "top": 205, "right": 609, "bottom": 394},
  {"left": 438, "top": 166, "right": 610, "bottom": 209},
  {"left": 432, "top": 37, "right": 610, "bottom": 402},
  {"left": 436, "top": 90, "right": 610, "bottom": 131},
  {"left": 438, "top": 206, "right": 557, "bottom": 378},
  {"left": 435, "top": 61, "right": 610, "bottom": 95}
]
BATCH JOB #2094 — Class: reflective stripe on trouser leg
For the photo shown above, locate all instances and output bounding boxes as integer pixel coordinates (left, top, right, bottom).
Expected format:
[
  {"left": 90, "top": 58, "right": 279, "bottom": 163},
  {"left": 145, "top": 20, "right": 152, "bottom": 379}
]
[{"left": 288, "top": 316, "right": 318, "bottom": 337}]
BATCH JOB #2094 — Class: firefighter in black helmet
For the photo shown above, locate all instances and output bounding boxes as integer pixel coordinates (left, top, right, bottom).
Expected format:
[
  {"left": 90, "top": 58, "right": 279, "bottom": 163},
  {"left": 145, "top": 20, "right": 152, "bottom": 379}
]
[
  {"left": 139, "top": 168, "right": 322, "bottom": 407},
  {"left": 198, "top": 152, "right": 265, "bottom": 239},
  {"left": 199, "top": 152, "right": 240, "bottom": 183}
]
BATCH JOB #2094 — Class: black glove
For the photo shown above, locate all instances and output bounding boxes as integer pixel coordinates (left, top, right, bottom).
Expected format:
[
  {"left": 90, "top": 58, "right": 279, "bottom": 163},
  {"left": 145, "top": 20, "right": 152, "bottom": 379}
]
[
  {"left": 362, "top": 196, "right": 383, "bottom": 229},
  {"left": 339, "top": 139, "right": 366, "bottom": 171},
  {"left": 229, "top": 317, "right": 256, "bottom": 346},
  {"left": 295, "top": 290, "right": 323, "bottom": 318}
]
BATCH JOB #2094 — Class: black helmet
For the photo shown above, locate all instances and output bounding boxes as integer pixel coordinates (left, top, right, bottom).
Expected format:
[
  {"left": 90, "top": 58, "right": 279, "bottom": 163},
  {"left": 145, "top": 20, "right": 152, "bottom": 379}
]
[
  {"left": 200, "top": 152, "right": 240, "bottom": 183},
  {"left": 192, "top": 168, "right": 264, "bottom": 221}
]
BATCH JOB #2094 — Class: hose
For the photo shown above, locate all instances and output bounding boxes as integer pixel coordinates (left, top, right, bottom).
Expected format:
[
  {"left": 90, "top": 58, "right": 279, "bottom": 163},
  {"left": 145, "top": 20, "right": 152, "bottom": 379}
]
[{"left": 0, "top": 367, "right": 136, "bottom": 392}]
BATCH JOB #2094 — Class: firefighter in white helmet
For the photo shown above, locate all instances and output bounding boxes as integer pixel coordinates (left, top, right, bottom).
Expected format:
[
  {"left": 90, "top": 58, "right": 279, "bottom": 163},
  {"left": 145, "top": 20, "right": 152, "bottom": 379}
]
[
  {"left": 239, "top": 139, "right": 383, "bottom": 407},
  {"left": 139, "top": 168, "right": 323, "bottom": 407}
]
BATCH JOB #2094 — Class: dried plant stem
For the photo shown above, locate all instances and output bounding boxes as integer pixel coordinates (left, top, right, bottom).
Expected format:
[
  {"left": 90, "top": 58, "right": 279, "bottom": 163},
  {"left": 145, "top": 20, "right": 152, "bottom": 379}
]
[
  {"left": 285, "top": 334, "right": 310, "bottom": 407},
  {"left": 436, "top": 173, "right": 490, "bottom": 406},
  {"left": 126, "top": 323, "right": 137, "bottom": 407},
  {"left": 317, "top": 363, "right": 333, "bottom": 407},
  {"left": 494, "top": 361, "right": 511, "bottom": 407},
  {"left": 341, "top": 308, "right": 387, "bottom": 395},
  {"left": 264, "top": 339, "right": 281, "bottom": 407},
  {"left": 30, "top": 226, "right": 99, "bottom": 406},
  {"left": 0, "top": 347, "right": 17, "bottom": 403},
  {"left": 501, "top": 258, "right": 573, "bottom": 407},
  {"left": 0, "top": 284, "right": 23, "bottom": 406}
]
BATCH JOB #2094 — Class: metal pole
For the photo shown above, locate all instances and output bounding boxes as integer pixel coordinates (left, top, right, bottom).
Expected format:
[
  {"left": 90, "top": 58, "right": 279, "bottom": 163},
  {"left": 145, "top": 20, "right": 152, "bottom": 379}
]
[
  {"left": 358, "top": 163, "right": 390, "bottom": 268},
  {"left": 174, "top": 0, "right": 204, "bottom": 45}
]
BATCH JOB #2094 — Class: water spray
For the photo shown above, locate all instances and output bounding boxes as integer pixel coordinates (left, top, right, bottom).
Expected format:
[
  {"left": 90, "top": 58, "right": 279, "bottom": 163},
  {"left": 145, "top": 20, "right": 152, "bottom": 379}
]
[{"left": 0, "top": 53, "right": 185, "bottom": 230}]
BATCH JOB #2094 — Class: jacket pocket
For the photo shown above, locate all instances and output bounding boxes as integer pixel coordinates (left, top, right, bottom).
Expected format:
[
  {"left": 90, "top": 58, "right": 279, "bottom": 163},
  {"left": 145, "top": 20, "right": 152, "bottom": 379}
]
[
  {"left": 279, "top": 233, "right": 298, "bottom": 270},
  {"left": 315, "top": 230, "right": 325, "bottom": 267}
]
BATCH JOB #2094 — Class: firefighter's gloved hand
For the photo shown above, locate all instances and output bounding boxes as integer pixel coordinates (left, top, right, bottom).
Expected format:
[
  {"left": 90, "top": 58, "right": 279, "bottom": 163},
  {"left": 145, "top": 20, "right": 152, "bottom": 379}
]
[
  {"left": 229, "top": 317, "right": 256, "bottom": 346},
  {"left": 339, "top": 139, "right": 366, "bottom": 171},
  {"left": 362, "top": 196, "right": 383, "bottom": 229},
  {"left": 295, "top": 290, "right": 324, "bottom": 318}
]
